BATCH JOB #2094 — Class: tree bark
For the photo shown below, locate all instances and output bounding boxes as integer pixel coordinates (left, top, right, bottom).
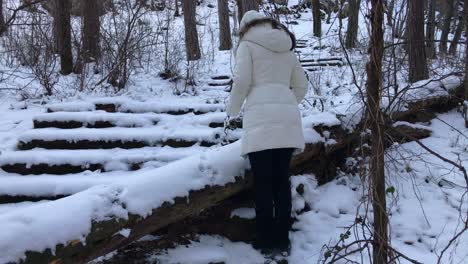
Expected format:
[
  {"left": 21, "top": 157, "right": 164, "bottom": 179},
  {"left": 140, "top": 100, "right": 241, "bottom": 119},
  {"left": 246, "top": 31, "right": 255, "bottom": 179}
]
[
  {"left": 0, "top": 0, "right": 6, "bottom": 35},
  {"left": 345, "top": 0, "right": 360, "bottom": 48},
  {"left": 182, "top": 0, "right": 201, "bottom": 61},
  {"left": 408, "top": 0, "right": 428, "bottom": 82},
  {"left": 425, "top": 0, "right": 436, "bottom": 59},
  {"left": 439, "top": 0, "right": 455, "bottom": 55},
  {"left": 55, "top": 0, "right": 73, "bottom": 75},
  {"left": 366, "top": 0, "right": 388, "bottom": 263},
  {"left": 217, "top": 0, "right": 232, "bottom": 50},
  {"left": 241, "top": 0, "right": 258, "bottom": 16},
  {"left": 236, "top": 0, "right": 243, "bottom": 25},
  {"left": 312, "top": 0, "right": 321, "bottom": 37},
  {"left": 464, "top": 0, "right": 468, "bottom": 127},
  {"left": 82, "top": 0, "right": 100, "bottom": 63},
  {"left": 448, "top": 14, "right": 464, "bottom": 55},
  {"left": 174, "top": 0, "right": 180, "bottom": 17},
  {"left": 386, "top": 0, "right": 395, "bottom": 26}
]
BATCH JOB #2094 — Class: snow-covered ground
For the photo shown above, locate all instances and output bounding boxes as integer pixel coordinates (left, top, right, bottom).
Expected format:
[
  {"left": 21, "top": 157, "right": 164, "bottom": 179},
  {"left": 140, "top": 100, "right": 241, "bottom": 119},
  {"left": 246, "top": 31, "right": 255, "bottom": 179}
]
[
  {"left": 0, "top": 0, "right": 466, "bottom": 263},
  {"left": 147, "top": 112, "right": 468, "bottom": 264}
]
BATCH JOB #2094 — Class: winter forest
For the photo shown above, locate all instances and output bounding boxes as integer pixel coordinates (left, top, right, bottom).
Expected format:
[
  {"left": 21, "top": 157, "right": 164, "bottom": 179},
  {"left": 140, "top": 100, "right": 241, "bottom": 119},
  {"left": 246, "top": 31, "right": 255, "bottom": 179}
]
[{"left": 0, "top": 0, "right": 467, "bottom": 263}]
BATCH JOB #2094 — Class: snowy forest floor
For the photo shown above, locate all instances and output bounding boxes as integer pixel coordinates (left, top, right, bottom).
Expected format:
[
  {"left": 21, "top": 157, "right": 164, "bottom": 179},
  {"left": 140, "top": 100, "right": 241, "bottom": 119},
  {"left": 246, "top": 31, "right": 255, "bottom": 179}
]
[
  {"left": 85, "top": 111, "right": 467, "bottom": 264},
  {"left": 0, "top": 0, "right": 467, "bottom": 263}
]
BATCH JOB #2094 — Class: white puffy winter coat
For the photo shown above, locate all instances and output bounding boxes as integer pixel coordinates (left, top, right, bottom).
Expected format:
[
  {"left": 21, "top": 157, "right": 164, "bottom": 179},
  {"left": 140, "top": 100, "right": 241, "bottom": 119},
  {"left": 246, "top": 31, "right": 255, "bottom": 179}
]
[{"left": 226, "top": 22, "right": 309, "bottom": 156}]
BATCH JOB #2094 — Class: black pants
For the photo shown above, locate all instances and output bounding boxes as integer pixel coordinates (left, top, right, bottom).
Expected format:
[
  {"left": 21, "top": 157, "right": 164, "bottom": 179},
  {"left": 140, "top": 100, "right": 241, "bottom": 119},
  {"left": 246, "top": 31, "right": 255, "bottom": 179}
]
[{"left": 248, "top": 148, "right": 294, "bottom": 248}]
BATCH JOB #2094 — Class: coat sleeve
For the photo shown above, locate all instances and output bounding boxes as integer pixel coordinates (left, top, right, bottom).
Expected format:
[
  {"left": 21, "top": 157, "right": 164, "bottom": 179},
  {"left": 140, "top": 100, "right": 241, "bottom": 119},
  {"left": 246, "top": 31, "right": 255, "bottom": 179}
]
[
  {"left": 226, "top": 42, "right": 252, "bottom": 117},
  {"left": 290, "top": 57, "right": 308, "bottom": 103}
]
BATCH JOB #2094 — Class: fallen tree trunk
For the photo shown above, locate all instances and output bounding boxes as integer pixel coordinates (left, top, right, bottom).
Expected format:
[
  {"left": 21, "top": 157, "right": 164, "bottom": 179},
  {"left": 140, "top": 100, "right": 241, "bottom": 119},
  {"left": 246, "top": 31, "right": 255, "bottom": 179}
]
[{"left": 11, "top": 90, "right": 462, "bottom": 264}]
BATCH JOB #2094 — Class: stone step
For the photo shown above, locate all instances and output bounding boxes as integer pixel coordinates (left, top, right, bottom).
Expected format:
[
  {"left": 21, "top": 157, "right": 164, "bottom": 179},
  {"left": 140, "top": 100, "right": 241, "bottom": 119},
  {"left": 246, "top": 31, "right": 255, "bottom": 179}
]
[
  {"left": 208, "top": 81, "right": 232, "bottom": 87},
  {"left": 0, "top": 195, "right": 65, "bottom": 204},
  {"left": 47, "top": 100, "right": 225, "bottom": 115},
  {"left": 301, "top": 61, "right": 343, "bottom": 67},
  {"left": 0, "top": 172, "right": 132, "bottom": 204},
  {"left": 211, "top": 75, "right": 231, "bottom": 80},
  {"left": 0, "top": 147, "right": 203, "bottom": 175},
  {"left": 33, "top": 112, "right": 159, "bottom": 129},
  {"left": 306, "top": 67, "right": 320, "bottom": 72},
  {"left": 299, "top": 57, "right": 343, "bottom": 63},
  {"left": 17, "top": 127, "right": 240, "bottom": 150},
  {"left": 32, "top": 112, "right": 227, "bottom": 129}
]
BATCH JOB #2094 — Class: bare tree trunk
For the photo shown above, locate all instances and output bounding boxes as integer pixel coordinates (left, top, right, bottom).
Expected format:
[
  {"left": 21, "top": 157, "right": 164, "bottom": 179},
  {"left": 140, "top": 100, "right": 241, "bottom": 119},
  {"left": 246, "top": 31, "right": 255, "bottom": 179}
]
[
  {"left": 0, "top": 0, "right": 6, "bottom": 35},
  {"left": 426, "top": 0, "right": 436, "bottom": 59},
  {"left": 82, "top": 0, "right": 100, "bottom": 63},
  {"left": 241, "top": 0, "right": 259, "bottom": 13},
  {"left": 386, "top": 0, "right": 395, "bottom": 26},
  {"left": 55, "top": 0, "right": 73, "bottom": 75},
  {"left": 408, "top": 0, "right": 428, "bottom": 82},
  {"left": 449, "top": 15, "right": 464, "bottom": 55},
  {"left": 236, "top": 0, "right": 243, "bottom": 24},
  {"left": 182, "top": 0, "right": 201, "bottom": 61},
  {"left": 217, "top": 0, "right": 232, "bottom": 50},
  {"left": 366, "top": 0, "right": 388, "bottom": 263},
  {"left": 175, "top": 0, "right": 180, "bottom": 17},
  {"left": 237, "top": 0, "right": 259, "bottom": 21},
  {"left": 345, "top": 0, "right": 360, "bottom": 48},
  {"left": 312, "top": 0, "right": 321, "bottom": 37},
  {"left": 464, "top": 0, "right": 468, "bottom": 127},
  {"left": 439, "top": 0, "right": 455, "bottom": 55}
]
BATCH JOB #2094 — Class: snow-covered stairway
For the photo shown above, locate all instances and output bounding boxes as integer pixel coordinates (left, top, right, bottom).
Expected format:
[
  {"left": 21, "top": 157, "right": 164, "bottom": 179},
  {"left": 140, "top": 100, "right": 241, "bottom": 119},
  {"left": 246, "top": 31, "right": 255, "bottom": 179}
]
[
  {"left": 201, "top": 75, "right": 233, "bottom": 93},
  {"left": 0, "top": 98, "right": 240, "bottom": 203},
  {"left": 293, "top": 39, "right": 345, "bottom": 72}
]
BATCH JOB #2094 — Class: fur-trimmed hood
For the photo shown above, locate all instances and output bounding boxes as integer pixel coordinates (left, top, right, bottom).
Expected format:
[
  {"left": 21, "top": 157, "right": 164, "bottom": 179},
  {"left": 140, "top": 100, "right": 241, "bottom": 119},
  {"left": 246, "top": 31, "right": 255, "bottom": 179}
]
[{"left": 239, "top": 18, "right": 293, "bottom": 53}]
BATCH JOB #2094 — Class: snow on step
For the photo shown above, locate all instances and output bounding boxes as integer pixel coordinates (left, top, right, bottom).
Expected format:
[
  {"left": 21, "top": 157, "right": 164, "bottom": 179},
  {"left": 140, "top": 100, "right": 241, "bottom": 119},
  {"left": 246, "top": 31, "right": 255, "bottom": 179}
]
[
  {"left": 33, "top": 111, "right": 228, "bottom": 129},
  {"left": 46, "top": 102, "right": 96, "bottom": 112},
  {"left": 17, "top": 126, "right": 239, "bottom": 150},
  {"left": 207, "top": 76, "right": 232, "bottom": 87},
  {"left": 118, "top": 101, "right": 225, "bottom": 115},
  {"left": 0, "top": 172, "right": 133, "bottom": 204},
  {"left": 300, "top": 57, "right": 343, "bottom": 63},
  {"left": 211, "top": 75, "right": 231, "bottom": 80},
  {"left": 301, "top": 61, "right": 343, "bottom": 67},
  {"left": 0, "top": 146, "right": 206, "bottom": 175},
  {"left": 47, "top": 99, "right": 225, "bottom": 115},
  {"left": 0, "top": 201, "right": 49, "bottom": 215},
  {"left": 34, "top": 112, "right": 159, "bottom": 129}
]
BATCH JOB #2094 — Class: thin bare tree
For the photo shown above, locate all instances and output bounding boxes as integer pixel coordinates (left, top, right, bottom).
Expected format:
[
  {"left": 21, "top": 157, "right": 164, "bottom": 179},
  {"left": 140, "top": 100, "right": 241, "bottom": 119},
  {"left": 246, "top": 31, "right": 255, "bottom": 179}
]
[
  {"left": 439, "top": 0, "right": 455, "bottom": 55},
  {"left": 217, "top": 0, "right": 232, "bottom": 50},
  {"left": 386, "top": 0, "right": 395, "bottom": 26},
  {"left": 408, "top": 0, "right": 428, "bottom": 82},
  {"left": 175, "top": 0, "right": 180, "bottom": 17},
  {"left": 345, "top": 0, "right": 360, "bottom": 48},
  {"left": 366, "top": 0, "right": 389, "bottom": 262},
  {"left": 236, "top": 0, "right": 243, "bottom": 24},
  {"left": 55, "top": 0, "right": 73, "bottom": 75},
  {"left": 464, "top": 0, "right": 468, "bottom": 127},
  {"left": 82, "top": 0, "right": 101, "bottom": 63},
  {"left": 426, "top": 0, "right": 436, "bottom": 59},
  {"left": 448, "top": 13, "right": 464, "bottom": 55},
  {"left": 312, "top": 0, "right": 321, "bottom": 37},
  {"left": 0, "top": 0, "right": 5, "bottom": 35},
  {"left": 182, "top": 0, "right": 201, "bottom": 60},
  {"left": 241, "top": 0, "right": 259, "bottom": 16}
]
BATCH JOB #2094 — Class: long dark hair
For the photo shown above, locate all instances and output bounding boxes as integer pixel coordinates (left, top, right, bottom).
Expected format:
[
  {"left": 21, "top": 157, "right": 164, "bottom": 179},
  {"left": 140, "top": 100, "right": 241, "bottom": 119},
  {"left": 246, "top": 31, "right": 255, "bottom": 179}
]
[{"left": 239, "top": 17, "right": 297, "bottom": 51}]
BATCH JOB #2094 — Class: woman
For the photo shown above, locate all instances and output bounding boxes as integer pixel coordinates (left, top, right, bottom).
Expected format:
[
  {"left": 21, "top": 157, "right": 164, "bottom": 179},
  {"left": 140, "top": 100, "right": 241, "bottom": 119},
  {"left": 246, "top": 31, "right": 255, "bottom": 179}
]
[{"left": 226, "top": 11, "right": 308, "bottom": 253}]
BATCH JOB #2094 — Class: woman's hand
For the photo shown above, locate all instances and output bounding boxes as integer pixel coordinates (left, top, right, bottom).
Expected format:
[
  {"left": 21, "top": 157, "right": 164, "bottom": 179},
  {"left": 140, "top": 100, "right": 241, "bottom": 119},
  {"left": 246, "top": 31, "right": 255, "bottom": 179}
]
[{"left": 224, "top": 116, "right": 242, "bottom": 130}]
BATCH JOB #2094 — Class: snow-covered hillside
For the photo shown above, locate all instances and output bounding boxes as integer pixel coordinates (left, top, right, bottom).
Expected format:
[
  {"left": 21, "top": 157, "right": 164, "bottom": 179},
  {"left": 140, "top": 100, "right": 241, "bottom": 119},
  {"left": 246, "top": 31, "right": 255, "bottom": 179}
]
[{"left": 0, "top": 0, "right": 467, "bottom": 263}]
